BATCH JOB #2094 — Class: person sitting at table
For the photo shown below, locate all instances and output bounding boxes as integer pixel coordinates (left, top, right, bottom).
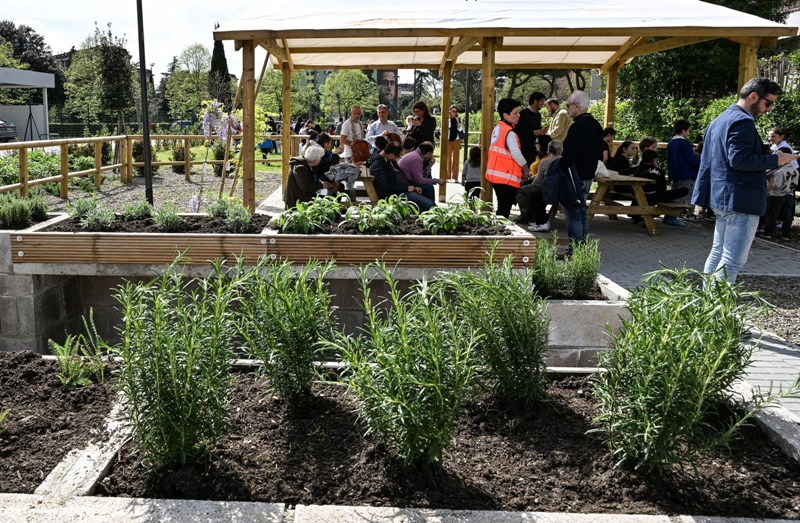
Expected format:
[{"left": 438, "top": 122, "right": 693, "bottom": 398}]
[
  {"left": 397, "top": 141, "right": 445, "bottom": 201},
  {"left": 285, "top": 143, "right": 333, "bottom": 209},
  {"left": 314, "top": 133, "right": 341, "bottom": 183},
  {"left": 529, "top": 134, "right": 553, "bottom": 177},
  {"left": 632, "top": 136, "right": 658, "bottom": 166},
  {"left": 518, "top": 139, "right": 562, "bottom": 232},
  {"left": 369, "top": 141, "right": 434, "bottom": 212},
  {"left": 633, "top": 149, "right": 689, "bottom": 227},
  {"left": 607, "top": 141, "right": 636, "bottom": 173},
  {"left": 401, "top": 137, "right": 417, "bottom": 157},
  {"left": 516, "top": 134, "right": 554, "bottom": 224}
]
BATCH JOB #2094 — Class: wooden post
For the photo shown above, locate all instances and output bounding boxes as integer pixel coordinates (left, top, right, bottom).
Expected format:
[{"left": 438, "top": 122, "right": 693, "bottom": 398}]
[
  {"left": 439, "top": 60, "right": 454, "bottom": 203},
  {"left": 604, "top": 65, "right": 618, "bottom": 128},
  {"left": 480, "top": 37, "right": 497, "bottom": 204},
  {"left": 127, "top": 136, "right": 134, "bottom": 183},
  {"left": 738, "top": 41, "right": 759, "bottom": 92},
  {"left": 184, "top": 138, "right": 191, "bottom": 181},
  {"left": 281, "top": 61, "right": 292, "bottom": 197},
  {"left": 60, "top": 144, "right": 69, "bottom": 199},
  {"left": 19, "top": 147, "right": 28, "bottom": 197},
  {"left": 218, "top": 78, "right": 245, "bottom": 198},
  {"left": 94, "top": 142, "right": 102, "bottom": 189},
  {"left": 119, "top": 137, "right": 127, "bottom": 184},
  {"left": 242, "top": 40, "right": 256, "bottom": 212}
]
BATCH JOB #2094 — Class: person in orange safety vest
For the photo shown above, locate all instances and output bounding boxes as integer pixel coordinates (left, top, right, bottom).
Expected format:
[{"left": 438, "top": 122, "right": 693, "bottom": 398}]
[{"left": 486, "top": 98, "right": 531, "bottom": 218}]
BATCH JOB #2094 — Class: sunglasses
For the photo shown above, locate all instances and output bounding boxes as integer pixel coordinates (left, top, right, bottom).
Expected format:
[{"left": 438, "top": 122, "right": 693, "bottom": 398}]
[{"left": 757, "top": 94, "right": 775, "bottom": 108}]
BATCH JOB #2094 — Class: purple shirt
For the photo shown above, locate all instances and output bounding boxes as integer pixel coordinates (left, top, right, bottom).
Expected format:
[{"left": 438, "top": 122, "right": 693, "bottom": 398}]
[{"left": 397, "top": 149, "right": 437, "bottom": 186}]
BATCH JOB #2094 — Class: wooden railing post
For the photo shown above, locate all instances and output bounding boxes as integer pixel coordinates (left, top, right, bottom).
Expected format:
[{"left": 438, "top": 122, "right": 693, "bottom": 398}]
[
  {"left": 60, "top": 144, "right": 69, "bottom": 199},
  {"left": 184, "top": 138, "right": 191, "bottom": 180},
  {"left": 127, "top": 136, "right": 134, "bottom": 182},
  {"left": 94, "top": 141, "right": 102, "bottom": 189},
  {"left": 119, "top": 137, "right": 127, "bottom": 183},
  {"left": 19, "top": 147, "right": 28, "bottom": 197}
]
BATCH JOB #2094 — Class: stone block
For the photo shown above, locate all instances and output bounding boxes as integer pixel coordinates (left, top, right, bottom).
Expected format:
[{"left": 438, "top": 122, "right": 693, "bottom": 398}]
[
  {"left": 15, "top": 296, "right": 35, "bottom": 334},
  {"left": 0, "top": 274, "right": 34, "bottom": 296},
  {"left": 546, "top": 300, "right": 628, "bottom": 349},
  {"left": 545, "top": 348, "right": 579, "bottom": 367},
  {"left": 0, "top": 296, "right": 18, "bottom": 335},
  {"left": 0, "top": 233, "right": 12, "bottom": 273},
  {"left": 0, "top": 336, "right": 36, "bottom": 352}
]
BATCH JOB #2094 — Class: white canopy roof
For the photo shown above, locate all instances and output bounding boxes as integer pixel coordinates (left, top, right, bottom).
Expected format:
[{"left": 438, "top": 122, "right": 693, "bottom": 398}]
[
  {"left": 0, "top": 68, "right": 55, "bottom": 89},
  {"left": 214, "top": 0, "right": 798, "bottom": 70}
]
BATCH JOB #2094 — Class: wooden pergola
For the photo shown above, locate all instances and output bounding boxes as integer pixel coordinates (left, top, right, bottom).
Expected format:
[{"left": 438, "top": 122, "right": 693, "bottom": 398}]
[{"left": 214, "top": 0, "right": 797, "bottom": 211}]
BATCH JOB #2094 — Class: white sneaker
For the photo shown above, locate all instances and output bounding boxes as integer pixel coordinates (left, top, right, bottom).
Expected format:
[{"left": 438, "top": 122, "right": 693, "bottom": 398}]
[{"left": 528, "top": 222, "right": 550, "bottom": 232}]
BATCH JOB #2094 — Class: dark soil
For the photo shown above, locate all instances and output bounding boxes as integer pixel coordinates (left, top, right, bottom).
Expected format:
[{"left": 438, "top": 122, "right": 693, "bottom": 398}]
[
  {"left": 271, "top": 215, "right": 511, "bottom": 236},
  {"left": 0, "top": 351, "right": 117, "bottom": 493},
  {"left": 97, "top": 374, "right": 800, "bottom": 518},
  {"left": 44, "top": 213, "right": 273, "bottom": 234}
]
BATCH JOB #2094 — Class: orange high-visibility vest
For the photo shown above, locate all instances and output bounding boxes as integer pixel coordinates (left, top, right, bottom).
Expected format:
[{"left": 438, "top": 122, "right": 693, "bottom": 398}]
[{"left": 485, "top": 121, "right": 523, "bottom": 188}]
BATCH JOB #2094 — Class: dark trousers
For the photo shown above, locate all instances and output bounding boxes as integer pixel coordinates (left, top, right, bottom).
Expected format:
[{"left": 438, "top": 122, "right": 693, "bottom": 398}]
[
  {"left": 764, "top": 194, "right": 794, "bottom": 235},
  {"left": 491, "top": 183, "right": 518, "bottom": 218},
  {"left": 464, "top": 181, "right": 482, "bottom": 199}
]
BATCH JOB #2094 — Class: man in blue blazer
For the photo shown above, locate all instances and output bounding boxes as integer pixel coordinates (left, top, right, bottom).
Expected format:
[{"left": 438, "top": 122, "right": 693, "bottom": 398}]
[{"left": 692, "top": 77, "right": 797, "bottom": 283}]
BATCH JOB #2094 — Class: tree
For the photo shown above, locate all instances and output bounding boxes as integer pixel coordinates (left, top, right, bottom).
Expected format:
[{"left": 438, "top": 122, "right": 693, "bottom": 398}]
[
  {"left": 0, "top": 20, "right": 65, "bottom": 105},
  {"left": 94, "top": 24, "right": 135, "bottom": 133},
  {"left": 164, "top": 44, "right": 212, "bottom": 120},
  {"left": 256, "top": 68, "right": 321, "bottom": 121},
  {"left": 320, "top": 70, "right": 378, "bottom": 118},
  {"left": 64, "top": 38, "right": 103, "bottom": 123},
  {"left": 208, "top": 35, "right": 231, "bottom": 110}
]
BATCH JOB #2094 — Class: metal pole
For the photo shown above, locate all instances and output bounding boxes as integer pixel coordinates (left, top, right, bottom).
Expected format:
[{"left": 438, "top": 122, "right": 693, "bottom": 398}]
[
  {"left": 463, "top": 69, "right": 470, "bottom": 159},
  {"left": 136, "top": 0, "right": 153, "bottom": 204}
]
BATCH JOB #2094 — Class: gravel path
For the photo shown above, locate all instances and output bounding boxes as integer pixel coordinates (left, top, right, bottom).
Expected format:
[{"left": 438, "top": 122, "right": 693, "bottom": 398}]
[
  {"left": 40, "top": 169, "right": 282, "bottom": 214},
  {"left": 738, "top": 275, "right": 800, "bottom": 347}
]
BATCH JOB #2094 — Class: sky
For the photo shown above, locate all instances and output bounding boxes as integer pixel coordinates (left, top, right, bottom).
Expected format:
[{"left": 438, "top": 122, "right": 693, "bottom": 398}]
[{"left": 4, "top": 1, "right": 414, "bottom": 83}]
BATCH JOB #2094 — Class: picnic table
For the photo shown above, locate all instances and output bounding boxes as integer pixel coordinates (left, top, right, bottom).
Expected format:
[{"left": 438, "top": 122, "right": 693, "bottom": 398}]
[{"left": 588, "top": 173, "right": 691, "bottom": 236}]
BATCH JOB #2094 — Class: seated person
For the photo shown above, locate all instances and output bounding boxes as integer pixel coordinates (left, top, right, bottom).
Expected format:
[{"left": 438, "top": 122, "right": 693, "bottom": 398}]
[
  {"left": 517, "top": 140, "right": 562, "bottom": 232},
  {"left": 397, "top": 141, "right": 445, "bottom": 201},
  {"left": 401, "top": 137, "right": 417, "bottom": 157},
  {"left": 633, "top": 149, "right": 689, "bottom": 226},
  {"left": 314, "top": 132, "right": 341, "bottom": 183},
  {"left": 607, "top": 140, "right": 635, "bottom": 173},
  {"left": 602, "top": 126, "right": 616, "bottom": 165},
  {"left": 284, "top": 143, "right": 333, "bottom": 209},
  {"left": 369, "top": 141, "right": 434, "bottom": 212},
  {"left": 367, "top": 135, "right": 389, "bottom": 167}
]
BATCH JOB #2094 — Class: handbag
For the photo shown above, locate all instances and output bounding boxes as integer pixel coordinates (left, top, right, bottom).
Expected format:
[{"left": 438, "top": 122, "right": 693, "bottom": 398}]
[{"left": 351, "top": 139, "right": 370, "bottom": 163}]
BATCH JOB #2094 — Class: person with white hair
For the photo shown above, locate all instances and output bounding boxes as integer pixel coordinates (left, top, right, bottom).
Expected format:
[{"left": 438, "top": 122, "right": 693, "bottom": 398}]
[
  {"left": 284, "top": 143, "right": 333, "bottom": 209},
  {"left": 559, "top": 90, "right": 605, "bottom": 251}
]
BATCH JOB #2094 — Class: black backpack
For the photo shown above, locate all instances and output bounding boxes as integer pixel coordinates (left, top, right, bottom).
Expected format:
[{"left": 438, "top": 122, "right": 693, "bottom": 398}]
[{"left": 542, "top": 157, "right": 581, "bottom": 206}]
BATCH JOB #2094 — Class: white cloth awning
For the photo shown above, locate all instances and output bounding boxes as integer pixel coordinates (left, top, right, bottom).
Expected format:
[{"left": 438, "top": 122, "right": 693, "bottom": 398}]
[{"left": 214, "top": 0, "right": 798, "bottom": 69}]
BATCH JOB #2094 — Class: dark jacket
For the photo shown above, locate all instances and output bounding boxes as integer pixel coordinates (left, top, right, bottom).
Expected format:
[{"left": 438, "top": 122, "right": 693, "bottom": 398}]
[
  {"left": 370, "top": 155, "right": 409, "bottom": 199},
  {"left": 285, "top": 157, "right": 321, "bottom": 209},
  {"left": 407, "top": 116, "right": 436, "bottom": 145},
  {"left": 692, "top": 104, "right": 779, "bottom": 215},
  {"left": 560, "top": 112, "right": 605, "bottom": 181},
  {"left": 666, "top": 136, "right": 700, "bottom": 182},
  {"left": 516, "top": 106, "right": 543, "bottom": 164}
]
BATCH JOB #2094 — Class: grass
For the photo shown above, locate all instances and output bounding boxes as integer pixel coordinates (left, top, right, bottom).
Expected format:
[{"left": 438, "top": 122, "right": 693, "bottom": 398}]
[{"left": 155, "top": 145, "right": 284, "bottom": 175}]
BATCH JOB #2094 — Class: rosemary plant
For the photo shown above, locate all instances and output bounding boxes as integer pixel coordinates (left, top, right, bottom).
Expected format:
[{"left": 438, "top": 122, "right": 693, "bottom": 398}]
[
  {"left": 439, "top": 253, "right": 550, "bottom": 404},
  {"left": 325, "top": 263, "right": 476, "bottom": 466},
  {"left": 591, "top": 267, "right": 800, "bottom": 471},
  {"left": 120, "top": 199, "right": 153, "bottom": 220},
  {"left": 153, "top": 203, "right": 185, "bottom": 232},
  {"left": 65, "top": 196, "right": 97, "bottom": 220},
  {"left": 79, "top": 205, "right": 115, "bottom": 231},
  {"left": 225, "top": 201, "right": 251, "bottom": 233},
  {"left": 113, "top": 258, "right": 240, "bottom": 467},
  {"left": 237, "top": 258, "right": 337, "bottom": 398}
]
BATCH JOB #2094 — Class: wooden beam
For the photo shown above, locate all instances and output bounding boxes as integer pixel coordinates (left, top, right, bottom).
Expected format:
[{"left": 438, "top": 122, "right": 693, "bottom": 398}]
[
  {"left": 599, "top": 36, "right": 645, "bottom": 74},
  {"left": 294, "top": 62, "right": 604, "bottom": 70},
  {"left": 286, "top": 43, "right": 620, "bottom": 55},
  {"left": 281, "top": 61, "right": 292, "bottom": 197},
  {"left": 255, "top": 52, "right": 272, "bottom": 96},
  {"left": 242, "top": 41, "right": 256, "bottom": 212},
  {"left": 440, "top": 60, "right": 453, "bottom": 203},
  {"left": 738, "top": 42, "right": 759, "bottom": 92},
  {"left": 281, "top": 39, "right": 295, "bottom": 72},
  {"left": 622, "top": 36, "right": 717, "bottom": 62},
  {"left": 449, "top": 37, "right": 479, "bottom": 61},
  {"left": 263, "top": 39, "right": 292, "bottom": 72},
  {"left": 604, "top": 67, "right": 618, "bottom": 128},
  {"left": 480, "top": 37, "right": 497, "bottom": 206},
  {"left": 439, "top": 37, "right": 454, "bottom": 77}
]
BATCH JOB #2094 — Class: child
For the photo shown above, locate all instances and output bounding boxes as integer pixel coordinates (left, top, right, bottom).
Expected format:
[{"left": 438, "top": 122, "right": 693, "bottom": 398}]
[
  {"left": 763, "top": 146, "right": 798, "bottom": 240},
  {"left": 462, "top": 146, "right": 482, "bottom": 199}
]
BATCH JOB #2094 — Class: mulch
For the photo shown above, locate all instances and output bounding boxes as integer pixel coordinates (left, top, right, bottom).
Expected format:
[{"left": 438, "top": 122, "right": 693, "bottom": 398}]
[
  {"left": 96, "top": 373, "right": 800, "bottom": 518},
  {"left": 0, "top": 352, "right": 117, "bottom": 493}
]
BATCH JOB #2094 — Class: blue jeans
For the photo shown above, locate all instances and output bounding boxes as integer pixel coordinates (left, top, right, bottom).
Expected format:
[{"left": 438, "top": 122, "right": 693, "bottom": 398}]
[
  {"left": 420, "top": 184, "right": 435, "bottom": 201},
  {"left": 404, "top": 191, "right": 434, "bottom": 212},
  {"left": 704, "top": 208, "right": 760, "bottom": 283},
  {"left": 563, "top": 202, "right": 588, "bottom": 249}
]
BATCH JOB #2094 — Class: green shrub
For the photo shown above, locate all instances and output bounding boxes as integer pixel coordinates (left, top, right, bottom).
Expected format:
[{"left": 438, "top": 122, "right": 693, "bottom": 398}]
[
  {"left": 237, "top": 259, "right": 337, "bottom": 398},
  {"left": 171, "top": 143, "right": 196, "bottom": 175},
  {"left": 439, "top": 253, "right": 549, "bottom": 404},
  {"left": 66, "top": 196, "right": 97, "bottom": 220},
  {"left": 530, "top": 234, "right": 600, "bottom": 299},
  {"left": 79, "top": 205, "right": 115, "bottom": 231},
  {"left": 113, "top": 259, "right": 240, "bottom": 467},
  {"left": 225, "top": 202, "right": 251, "bottom": 233},
  {"left": 278, "top": 195, "right": 344, "bottom": 233},
  {"left": 0, "top": 151, "right": 60, "bottom": 186},
  {"left": 0, "top": 197, "right": 31, "bottom": 229},
  {"left": 591, "top": 267, "right": 800, "bottom": 471},
  {"left": 121, "top": 199, "right": 153, "bottom": 220},
  {"left": 206, "top": 197, "right": 232, "bottom": 218},
  {"left": 326, "top": 263, "right": 476, "bottom": 466},
  {"left": 27, "top": 194, "right": 49, "bottom": 222},
  {"left": 153, "top": 203, "right": 185, "bottom": 232},
  {"left": 48, "top": 309, "right": 108, "bottom": 387},
  {"left": 213, "top": 142, "right": 226, "bottom": 176},
  {"left": 69, "top": 155, "right": 96, "bottom": 172},
  {"left": 340, "top": 194, "right": 419, "bottom": 234},
  {"left": 131, "top": 140, "right": 159, "bottom": 176}
]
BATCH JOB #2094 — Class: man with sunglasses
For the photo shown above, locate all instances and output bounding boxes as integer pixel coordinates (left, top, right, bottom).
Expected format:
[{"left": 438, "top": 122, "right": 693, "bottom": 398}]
[{"left": 692, "top": 77, "right": 797, "bottom": 283}]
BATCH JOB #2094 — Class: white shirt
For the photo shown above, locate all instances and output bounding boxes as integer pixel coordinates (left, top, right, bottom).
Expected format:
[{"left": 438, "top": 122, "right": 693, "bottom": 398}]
[
  {"left": 365, "top": 119, "right": 404, "bottom": 144},
  {"left": 771, "top": 139, "right": 798, "bottom": 170},
  {"left": 340, "top": 118, "right": 364, "bottom": 159}
]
